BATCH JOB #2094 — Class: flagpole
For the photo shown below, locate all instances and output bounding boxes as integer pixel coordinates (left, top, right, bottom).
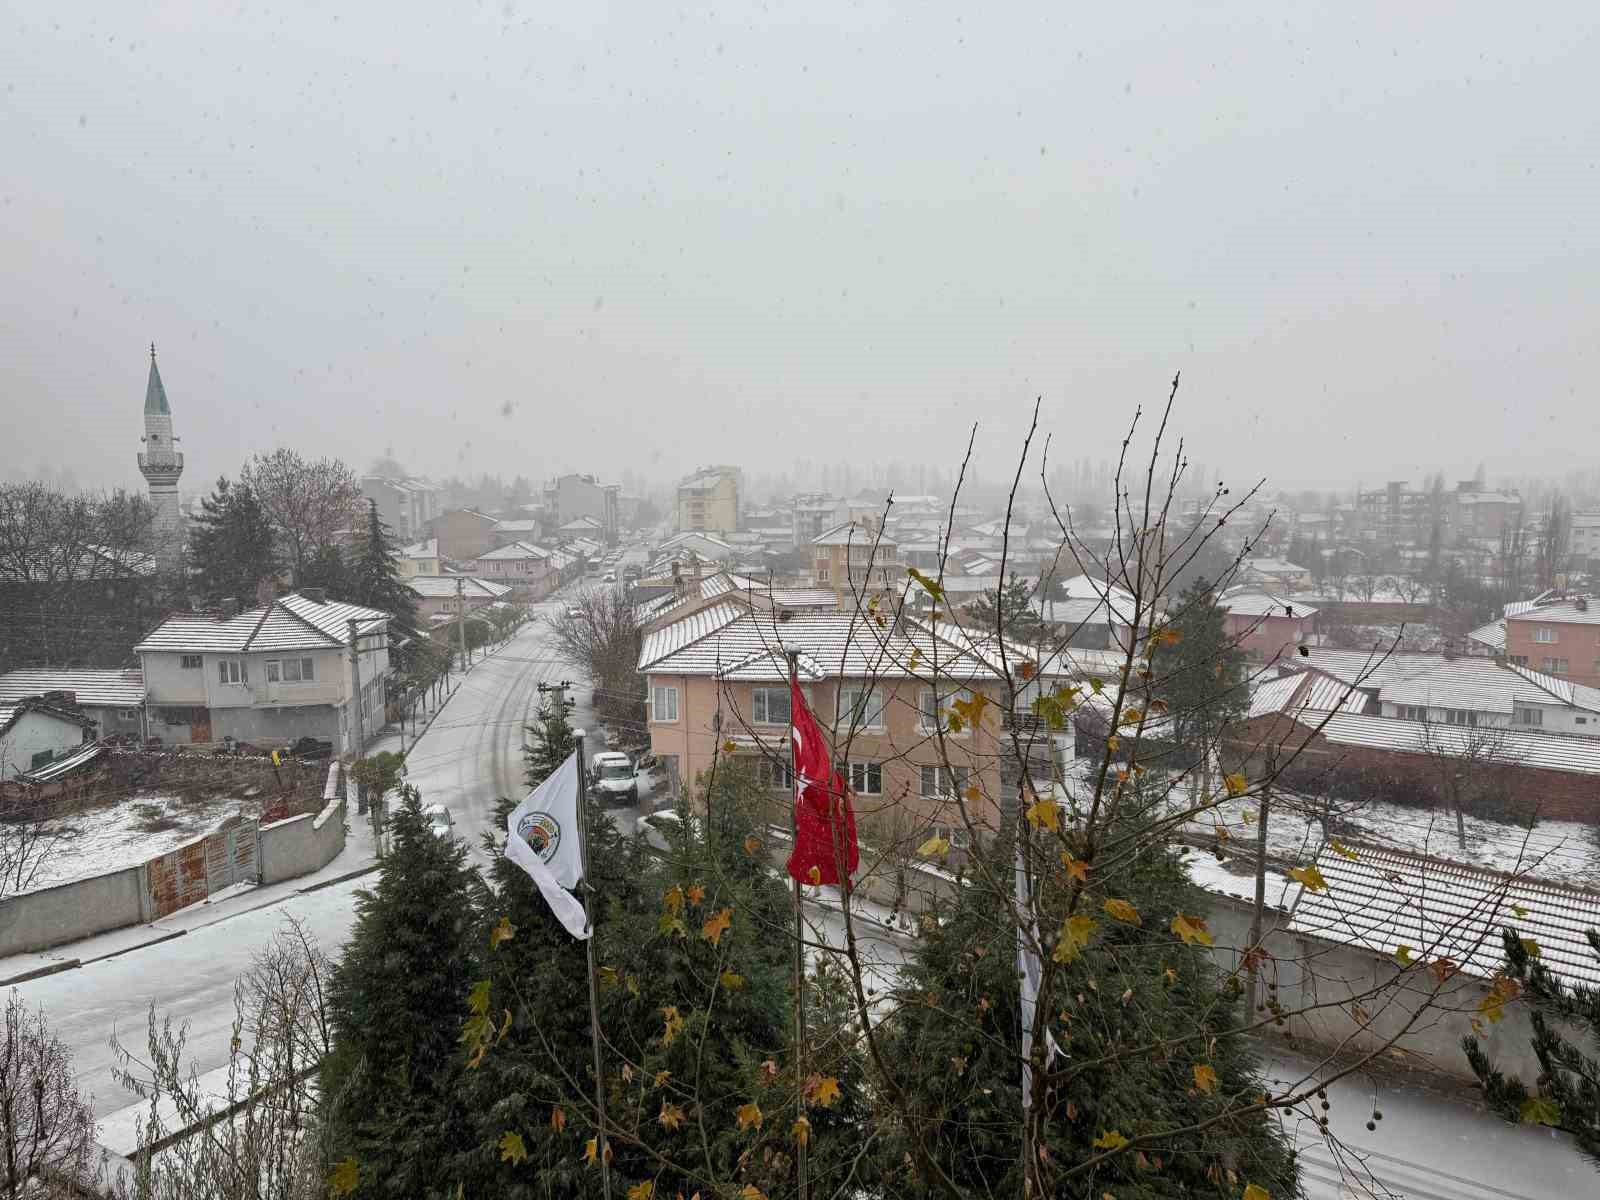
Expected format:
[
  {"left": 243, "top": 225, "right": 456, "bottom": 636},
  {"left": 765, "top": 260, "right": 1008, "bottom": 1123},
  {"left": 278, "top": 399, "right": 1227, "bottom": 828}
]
[
  {"left": 784, "top": 646, "right": 809, "bottom": 1200},
  {"left": 573, "top": 731, "right": 613, "bottom": 1200}
]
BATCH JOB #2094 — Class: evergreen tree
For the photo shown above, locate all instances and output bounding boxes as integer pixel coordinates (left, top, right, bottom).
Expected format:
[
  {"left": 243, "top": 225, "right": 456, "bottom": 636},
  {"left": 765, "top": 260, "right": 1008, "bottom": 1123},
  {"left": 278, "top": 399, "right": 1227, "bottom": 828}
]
[
  {"left": 298, "top": 542, "right": 355, "bottom": 600},
  {"left": 1463, "top": 927, "right": 1600, "bottom": 1167},
  {"left": 877, "top": 827, "right": 1297, "bottom": 1197},
  {"left": 1156, "top": 577, "right": 1249, "bottom": 776},
  {"left": 321, "top": 787, "right": 482, "bottom": 1195},
  {"left": 967, "top": 573, "right": 1043, "bottom": 642},
  {"left": 355, "top": 499, "right": 418, "bottom": 628},
  {"left": 188, "top": 477, "right": 278, "bottom": 605},
  {"left": 510, "top": 692, "right": 578, "bottom": 818}
]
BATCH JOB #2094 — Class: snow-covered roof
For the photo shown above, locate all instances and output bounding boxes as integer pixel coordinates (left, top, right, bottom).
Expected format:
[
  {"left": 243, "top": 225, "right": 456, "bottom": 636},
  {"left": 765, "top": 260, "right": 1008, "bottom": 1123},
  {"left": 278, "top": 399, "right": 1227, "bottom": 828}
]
[
  {"left": 1506, "top": 597, "right": 1600, "bottom": 626},
  {"left": 406, "top": 575, "right": 511, "bottom": 600},
  {"left": 0, "top": 699, "right": 97, "bottom": 735},
  {"left": 1221, "top": 592, "right": 1319, "bottom": 620},
  {"left": 1297, "top": 649, "right": 1600, "bottom": 716},
  {"left": 136, "top": 593, "right": 389, "bottom": 654},
  {"left": 475, "top": 541, "right": 551, "bottom": 562},
  {"left": 398, "top": 538, "right": 439, "bottom": 559},
  {"left": 811, "top": 520, "right": 898, "bottom": 548},
  {"left": 1266, "top": 709, "right": 1600, "bottom": 776},
  {"left": 1289, "top": 842, "right": 1600, "bottom": 990},
  {"left": 1467, "top": 619, "right": 1506, "bottom": 651},
  {"left": 0, "top": 669, "right": 145, "bottom": 708},
  {"left": 660, "top": 531, "right": 734, "bottom": 553},
  {"left": 1241, "top": 557, "right": 1310, "bottom": 576},
  {"left": 1248, "top": 671, "right": 1366, "bottom": 720},
  {"left": 16, "top": 740, "right": 105, "bottom": 784}
]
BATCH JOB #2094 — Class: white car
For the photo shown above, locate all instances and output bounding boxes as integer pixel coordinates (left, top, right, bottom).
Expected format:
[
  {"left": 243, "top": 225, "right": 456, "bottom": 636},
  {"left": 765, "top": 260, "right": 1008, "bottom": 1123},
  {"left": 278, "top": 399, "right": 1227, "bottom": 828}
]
[
  {"left": 590, "top": 752, "right": 637, "bottom": 806},
  {"left": 423, "top": 803, "right": 458, "bottom": 840},
  {"left": 565, "top": 605, "right": 583, "bottom": 619}
]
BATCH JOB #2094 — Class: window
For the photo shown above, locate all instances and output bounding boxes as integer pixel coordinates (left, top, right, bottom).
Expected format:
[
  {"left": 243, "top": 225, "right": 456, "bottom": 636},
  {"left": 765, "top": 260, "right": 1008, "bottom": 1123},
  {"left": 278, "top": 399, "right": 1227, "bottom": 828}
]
[
  {"left": 1397, "top": 704, "right": 1426, "bottom": 722},
  {"left": 180, "top": 654, "right": 203, "bottom": 670},
  {"left": 266, "top": 660, "right": 279, "bottom": 682},
  {"left": 1579, "top": 717, "right": 1589, "bottom": 725},
  {"left": 1509, "top": 655, "right": 1529, "bottom": 667},
  {"left": 817, "top": 565, "right": 830, "bottom": 583},
  {"left": 1535, "top": 627, "right": 1557, "bottom": 644},
  {"left": 1444, "top": 709, "right": 1478, "bottom": 727},
  {"left": 839, "top": 687, "right": 885, "bottom": 730},
  {"left": 751, "top": 686, "right": 790, "bottom": 726},
  {"left": 217, "top": 659, "right": 247, "bottom": 685},
  {"left": 758, "top": 758, "right": 793, "bottom": 790},
  {"left": 932, "top": 823, "right": 971, "bottom": 850},
  {"left": 919, "top": 687, "right": 973, "bottom": 734},
  {"left": 651, "top": 686, "right": 679, "bottom": 722},
  {"left": 117, "top": 708, "right": 138, "bottom": 723},
  {"left": 849, "top": 761, "right": 882, "bottom": 794},
  {"left": 920, "top": 764, "right": 971, "bottom": 799},
  {"left": 1542, "top": 657, "right": 1570, "bottom": 676},
  {"left": 1515, "top": 707, "right": 1544, "bottom": 726}
]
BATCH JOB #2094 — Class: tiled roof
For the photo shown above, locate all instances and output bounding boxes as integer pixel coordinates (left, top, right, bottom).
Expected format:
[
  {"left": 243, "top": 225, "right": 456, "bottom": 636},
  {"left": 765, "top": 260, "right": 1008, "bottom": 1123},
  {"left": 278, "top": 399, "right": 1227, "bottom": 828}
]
[
  {"left": 0, "top": 700, "right": 98, "bottom": 736},
  {"left": 1289, "top": 843, "right": 1600, "bottom": 990},
  {"left": 661, "top": 531, "right": 734, "bottom": 553},
  {"left": 1467, "top": 620, "right": 1506, "bottom": 651},
  {"left": 640, "top": 607, "right": 999, "bottom": 683},
  {"left": 406, "top": 575, "right": 511, "bottom": 600},
  {"left": 1506, "top": 597, "right": 1600, "bottom": 626},
  {"left": 0, "top": 669, "right": 145, "bottom": 708},
  {"left": 136, "top": 593, "right": 389, "bottom": 654},
  {"left": 17, "top": 741, "right": 105, "bottom": 784},
  {"left": 1248, "top": 670, "right": 1366, "bottom": 720},
  {"left": 1299, "top": 650, "right": 1600, "bottom": 716},
  {"left": 1270, "top": 710, "right": 1600, "bottom": 776},
  {"left": 1221, "top": 592, "right": 1319, "bottom": 619},
  {"left": 475, "top": 541, "right": 551, "bottom": 562},
  {"left": 495, "top": 519, "right": 542, "bottom": 532},
  {"left": 399, "top": 538, "right": 439, "bottom": 559},
  {"left": 811, "top": 521, "right": 898, "bottom": 548}
]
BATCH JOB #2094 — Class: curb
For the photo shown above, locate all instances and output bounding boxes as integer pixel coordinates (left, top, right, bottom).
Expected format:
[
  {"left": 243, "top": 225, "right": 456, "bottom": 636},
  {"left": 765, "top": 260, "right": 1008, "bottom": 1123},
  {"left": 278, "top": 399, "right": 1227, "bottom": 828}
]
[
  {"left": 0, "top": 958, "right": 81, "bottom": 987},
  {"left": 84, "top": 929, "right": 186, "bottom": 965},
  {"left": 299, "top": 862, "right": 382, "bottom": 893}
]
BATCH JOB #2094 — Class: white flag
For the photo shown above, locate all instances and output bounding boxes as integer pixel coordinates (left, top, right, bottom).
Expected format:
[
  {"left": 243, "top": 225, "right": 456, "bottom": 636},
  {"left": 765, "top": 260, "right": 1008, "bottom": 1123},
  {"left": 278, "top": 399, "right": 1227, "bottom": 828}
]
[
  {"left": 505, "top": 752, "right": 591, "bottom": 940},
  {"left": 1016, "top": 837, "right": 1061, "bottom": 1111}
]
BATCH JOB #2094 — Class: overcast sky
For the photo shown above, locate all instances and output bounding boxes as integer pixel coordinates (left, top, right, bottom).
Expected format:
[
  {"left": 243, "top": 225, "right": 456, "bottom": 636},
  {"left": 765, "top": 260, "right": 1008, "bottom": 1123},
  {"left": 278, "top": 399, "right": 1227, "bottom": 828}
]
[{"left": 2, "top": 3, "right": 1597, "bottom": 497}]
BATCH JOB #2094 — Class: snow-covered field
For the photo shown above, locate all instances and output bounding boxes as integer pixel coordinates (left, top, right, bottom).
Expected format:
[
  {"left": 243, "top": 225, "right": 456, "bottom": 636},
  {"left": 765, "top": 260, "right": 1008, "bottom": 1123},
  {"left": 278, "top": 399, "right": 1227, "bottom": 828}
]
[{"left": 23, "top": 793, "right": 246, "bottom": 894}]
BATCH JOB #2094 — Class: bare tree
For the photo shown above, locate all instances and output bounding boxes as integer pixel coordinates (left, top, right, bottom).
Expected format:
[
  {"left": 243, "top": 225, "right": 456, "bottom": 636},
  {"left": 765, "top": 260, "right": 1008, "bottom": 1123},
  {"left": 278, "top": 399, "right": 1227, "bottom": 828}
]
[
  {"left": 1419, "top": 720, "right": 1524, "bottom": 853},
  {"left": 110, "top": 918, "right": 334, "bottom": 1200},
  {"left": 0, "top": 789, "right": 72, "bottom": 904},
  {"left": 1534, "top": 494, "right": 1571, "bottom": 593},
  {"left": 0, "top": 990, "right": 97, "bottom": 1199},
  {"left": 543, "top": 585, "right": 646, "bottom": 736},
  {"left": 239, "top": 450, "right": 361, "bottom": 586}
]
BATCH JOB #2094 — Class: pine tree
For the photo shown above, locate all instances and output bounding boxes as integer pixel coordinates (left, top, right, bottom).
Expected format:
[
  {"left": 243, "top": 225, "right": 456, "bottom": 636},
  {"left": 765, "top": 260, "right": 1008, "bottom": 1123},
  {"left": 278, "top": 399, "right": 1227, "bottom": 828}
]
[
  {"left": 878, "top": 828, "right": 1297, "bottom": 1197},
  {"left": 298, "top": 542, "right": 355, "bottom": 600},
  {"left": 1156, "top": 577, "right": 1249, "bottom": 778},
  {"left": 509, "top": 692, "right": 578, "bottom": 819},
  {"left": 321, "top": 787, "right": 482, "bottom": 1195},
  {"left": 355, "top": 499, "right": 418, "bottom": 628},
  {"left": 188, "top": 477, "right": 277, "bottom": 605},
  {"left": 967, "top": 573, "right": 1043, "bottom": 642},
  {"left": 1463, "top": 926, "right": 1600, "bottom": 1167}
]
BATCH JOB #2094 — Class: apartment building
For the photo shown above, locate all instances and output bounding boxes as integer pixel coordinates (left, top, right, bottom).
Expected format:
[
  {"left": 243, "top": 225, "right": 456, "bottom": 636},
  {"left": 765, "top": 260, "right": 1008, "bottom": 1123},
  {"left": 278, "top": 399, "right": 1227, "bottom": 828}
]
[
  {"left": 361, "top": 476, "right": 441, "bottom": 542},
  {"left": 676, "top": 466, "right": 741, "bottom": 536},
  {"left": 1504, "top": 596, "right": 1600, "bottom": 688},
  {"left": 546, "top": 473, "right": 621, "bottom": 543},
  {"left": 638, "top": 602, "right": 1003, "bottom": 848},
  {"left": 810, "top": 520, "right": 905, "bottom": 608}
]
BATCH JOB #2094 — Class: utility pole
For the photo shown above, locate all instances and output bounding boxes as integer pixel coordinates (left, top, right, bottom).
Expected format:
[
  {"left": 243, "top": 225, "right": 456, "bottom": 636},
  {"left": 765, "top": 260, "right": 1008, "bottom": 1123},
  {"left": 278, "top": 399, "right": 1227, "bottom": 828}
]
[
  {"left": 456, "top": 576, "right": 470, "bottom": 670},
  {"left": 573, "top": 728, "right": 613, "bottom": 1200},
  {"left": 783, "top": 645, "right": 808, "bottom": 1200}
]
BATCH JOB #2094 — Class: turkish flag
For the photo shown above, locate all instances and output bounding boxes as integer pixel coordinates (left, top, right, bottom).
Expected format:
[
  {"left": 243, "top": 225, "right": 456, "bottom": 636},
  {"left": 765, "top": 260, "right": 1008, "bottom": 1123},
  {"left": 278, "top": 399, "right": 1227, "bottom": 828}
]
[{"left": 785, "top": 679, "right": 859, "bottom": 887}]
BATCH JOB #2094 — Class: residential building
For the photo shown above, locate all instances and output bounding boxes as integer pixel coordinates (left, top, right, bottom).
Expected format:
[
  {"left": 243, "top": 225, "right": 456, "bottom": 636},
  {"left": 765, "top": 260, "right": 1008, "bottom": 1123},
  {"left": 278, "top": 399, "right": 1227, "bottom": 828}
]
[
  {"left": 656, "top": 531, "right": 737, "bottom": 565},
  {"left": 1504, "top": 595, "right": 1600, "bottom": 688},
  {"left": 472, "top": 542, "right": 558, "bottom": 599},
  {"left": 396, "top": 539, "right": 441, "bottom": 578},
  {"left": 1238, "top": 557, "right": 1312, "bottom": 591},
  {"left": 1571, "top": 510, "right": 1600, "bottom": 571},
  {"left": 810, "top": 520, "right": 904, "bottom": 607},
  {"left": 637, "top": 601, "right": 1003, "bottom": 845},
  {"left": 676, "top": 466, "right": 741, "bottom": 536},
  {"left": 0, "top": 699, "right": 97, "bottom": 779},
  {"left": 489, "top": 518, "right": 544, "bottom": 548},
  {"left": 427, "top": 509, "right": 500, "bottom": 562},
  {"left": 136, "top": 345, "right": 185, "bottom": 577},
  {"left": 135, "top": 590, "right": 391, "bottom": 754},
  {"left": 1220, "top": 593, "right": 1318, "bottom": 663},
  {"left": 0, "top": 669, "right": 147, "bottom": 742},
  {"left": 546, "top": 473, "right": 620, "bottom": 542},
  {"left": 559, "top": 515, "right": 607, "bottom": 540},
  {"left": 406, "top": 575, "right": 512, "bottom": 618},
  {"left": 360, "top": 476, "right": 442, "bottom": 542},
  {"left": 1032, "top": 574, "right": 1141, "bottom": 651},
  {"left": 792, "top": 494, "right": 846, "bottom": 548},
  {"left": 1450, "top": 484, "right": 1521, "bottom": 542}
]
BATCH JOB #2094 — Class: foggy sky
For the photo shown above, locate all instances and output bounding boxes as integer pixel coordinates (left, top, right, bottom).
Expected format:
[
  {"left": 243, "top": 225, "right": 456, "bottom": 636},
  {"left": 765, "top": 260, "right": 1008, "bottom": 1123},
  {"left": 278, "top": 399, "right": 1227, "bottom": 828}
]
[{"left": 3, "top": 3, "right": 1597, "bottom": 497}]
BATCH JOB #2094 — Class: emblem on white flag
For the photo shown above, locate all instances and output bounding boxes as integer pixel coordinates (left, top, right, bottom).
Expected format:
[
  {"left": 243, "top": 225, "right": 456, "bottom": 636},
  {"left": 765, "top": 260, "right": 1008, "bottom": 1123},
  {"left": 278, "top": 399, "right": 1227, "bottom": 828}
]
[{"left": 504, "top": 751, "right": 590, "bottom": 939}]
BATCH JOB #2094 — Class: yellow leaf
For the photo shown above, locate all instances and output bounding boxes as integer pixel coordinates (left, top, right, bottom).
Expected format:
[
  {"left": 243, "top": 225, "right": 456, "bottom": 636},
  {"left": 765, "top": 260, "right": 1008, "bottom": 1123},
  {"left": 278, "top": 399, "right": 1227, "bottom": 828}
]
[
  {"left": 658, "top": 1102, "right": 687, "bottom": 1131},
  {"left": 598, "top": 965, "right": 620, "bottom": 988},
  {"left": 489, "top": 915, "right": 517, "bottom": 950},
  {"left": 653, "top": 1070, "right": 671, "bottom": 1089},
  {"left": 723, "top": 740, "right": 738, "bottom": 753},
  {"left": 950, "top": 692, "right": 990, "bottom": 731},
  {"left": 660, "top": 1006, "right": 685, "bottom": 1047},
  {"left": 1286, "top": 865, "right": 1328, "bottom": 893},
  {"left": 1171, "top": 912, "right": 1213, "bottom": 947},
  {"left": 1394, "top": 945, "right": 1415, "bottom": 967},
  {"left": 791, "top": 1115, "right": 812, "bottom": 1148},
  {"left": 1120, "top": 707, "right": 1143, "bottom": 726},
  {"left": 736, "top": 1100, "right": 764, "bottom": 1131},
  {"left": 814, "top": 1076, "right": 842, "bottom": 1107},
  {"left": 467, "top": 978, "right": 492, "bottom": 1016},
  {"left": 499, "top": 1130, "right": 527, "bottom": 1165},
  {"left": 1090, "top": 677, "right": 1105, "bottom": 694},
  {"left": 964, "top": 785, "right": 982, "bottom": 805},
  {"left": 1243, "top": 1186, "right": 1270, "bottom": 1200},
  {"left": 1103, "top": 898, "right": 1142, "bottom": 926},
  {"left": 663, "top": 884, "right": 685, "bottom": 916},
  {"left": 1520, "top": 1096, "right": 1561, "bottom": 1126},
  {"left": 1053, "top": 913, "right": 1096, "bottom": 963},
  {"left": 808, "top": 865, "right": 822, "bottom": 885},
  {"left": 1224, "top": 774, "right": 1248, "bottom": 797},
  {"left": 1092, "top": 1129, "right": 1128, "bottom": 1150},
  {"left": 1106, "top": 735, "right": 1120, "bottom": 752},
  {"left": 1329, "top": 840, "right": 1358, "bottom": 861},
  {"left": 1159, "top": 627, "right": 1182, "bottom": 646},
  {"left": 686, "top": 883, "right": 706, "bottom": 905},
  {"left": 1519, "top": 937, "right": 1542, "bottom": 959},
  {"left": 627, "top": 1183, "right": 654, "bottom": 1200},
  {"left": 327, "top": 1158, "right": 359, "bottom": 1196},
  {"left": 550, "top": 1106, "right": 567, "bottom": 1132},
  {"left": 1192, "top": 1063, "right": 1218, "bottom": 1095},
  {"left": 1510, "top": 902, "right": 1528, "bottom": 918},
  {"left": 720, "top": 969, "right": 746, "bottom": 990},
  {"left": 739, "top": 1187, "right": 768, "bottom": 1200},
  {"left": 1026, "top": 796, "right": 1060, "bottom": 832},
  {"left": 1018, "top": 660, "right": 1037, "bottom": 681},
  {"left": 744, "top": 834, "right": 763, "bottom": 856},
  {"left": 702, "top": 907, "right": 734, "bottom": 946},
  {"left": 1061, "top": 854, "right": 1089, "bottom": 883},
  {"left": 919, "top": 834, "right": 951, "bottom": 858}
]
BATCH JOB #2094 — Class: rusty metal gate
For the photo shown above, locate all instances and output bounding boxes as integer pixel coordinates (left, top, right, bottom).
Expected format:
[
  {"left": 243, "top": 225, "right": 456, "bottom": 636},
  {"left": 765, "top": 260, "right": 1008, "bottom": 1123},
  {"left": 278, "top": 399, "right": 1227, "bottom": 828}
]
[
  {"left": 206, "top": 815, "right": 259, "bottom": 893},
  {"left": 144, "top": 815, "right": 260, "bottom": 920}
]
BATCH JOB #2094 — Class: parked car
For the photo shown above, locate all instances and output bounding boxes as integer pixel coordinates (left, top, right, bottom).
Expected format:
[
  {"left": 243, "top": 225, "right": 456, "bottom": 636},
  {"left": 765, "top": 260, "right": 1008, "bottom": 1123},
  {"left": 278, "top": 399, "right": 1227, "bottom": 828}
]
[
  {"left": 589, "top": 751, "right": 638, "bottom": 806},
  {"left": 291, "top": 736, "right": 334, "bottom": 760},
  {"left": 565, "top": 605, "right": 583, "bottom": 619},
  {"left": 423, "top": 803, "right": 458, "bottom": 841}
]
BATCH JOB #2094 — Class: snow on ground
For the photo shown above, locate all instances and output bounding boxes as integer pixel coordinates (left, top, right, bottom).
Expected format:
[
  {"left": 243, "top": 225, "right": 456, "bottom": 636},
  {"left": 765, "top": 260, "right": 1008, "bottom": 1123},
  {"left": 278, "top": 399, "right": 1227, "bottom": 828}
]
[
  {"left": 1169, "top": 786, "right": 1600, "bottom": 889},
  {"left": 23, "top": 793, "right": 246, "bottom": 894}
]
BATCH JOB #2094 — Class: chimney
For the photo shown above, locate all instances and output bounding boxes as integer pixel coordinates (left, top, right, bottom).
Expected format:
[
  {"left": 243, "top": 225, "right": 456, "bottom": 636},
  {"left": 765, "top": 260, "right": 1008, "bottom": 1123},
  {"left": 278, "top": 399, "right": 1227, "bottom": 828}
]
[
  {"left": 301, "top": 588, "right": 327, "bottom": 604},
  {"left": 41, "top": 690, "right": 77, "bottom": 708},
  {"left": 219, "top": 597, "right": 239, "bottom": 618}
]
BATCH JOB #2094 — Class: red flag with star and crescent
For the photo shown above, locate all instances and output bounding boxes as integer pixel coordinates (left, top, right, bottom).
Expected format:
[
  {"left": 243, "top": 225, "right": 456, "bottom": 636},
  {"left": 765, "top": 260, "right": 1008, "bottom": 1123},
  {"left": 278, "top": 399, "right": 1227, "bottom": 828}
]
[{"left": 785, "top": 678, "right": 859, "bottom": 886}]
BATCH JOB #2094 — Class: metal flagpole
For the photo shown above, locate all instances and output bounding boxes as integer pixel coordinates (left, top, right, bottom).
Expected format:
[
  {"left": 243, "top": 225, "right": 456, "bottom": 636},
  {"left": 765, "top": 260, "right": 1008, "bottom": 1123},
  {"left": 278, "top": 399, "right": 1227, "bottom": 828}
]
[
  {"left": 784, "top": 647, "right": 808, "bottom": 1200},
  {"left": 573, "top": 730, "right": 613, "bottom": 1200}
]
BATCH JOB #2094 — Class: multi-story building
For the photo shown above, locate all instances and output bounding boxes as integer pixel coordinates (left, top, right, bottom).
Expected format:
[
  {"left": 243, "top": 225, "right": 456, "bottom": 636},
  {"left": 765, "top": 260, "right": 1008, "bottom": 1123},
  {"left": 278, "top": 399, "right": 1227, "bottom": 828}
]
[
  {"left": 1571, "top": 511, "right": 1600, "bottom": 572},
  {"left": 1504, "top": 596, "right": 1600, "bottom": 688},
  {"left": 791, "top": 494, "right": 846, "bottom": 548},
  {"left": 135, "top": 591, "right": 390, "bottom": 754},
  {"left": 426, "top": 509, "right": 500, "bottom": 562},
  {"left": 406, "top": 575, "right": 511, "bottom": 618},
  {"left": 545, "top": 473, "right": 621, "bottom": 543},
  {"left": 361, "top": 476, "right": 442, "bottom": 542},
  {"left": 472, "top": 542, "right": 558, "bottom": 599},
  {"left": 1220, "top": 593, "right": 1319, "bottom": 663},
  {"left": 676, "top": 466, "right": 742, "bottom": 536},
  {"left": 810, "top": 520, "right": 904, "bottom": 607},
  {"left": 396, "top": 539, "right": 441, "bottom": 578},
  {"left": 638, "top": 600, "right": 1003, "bottom": 849}
]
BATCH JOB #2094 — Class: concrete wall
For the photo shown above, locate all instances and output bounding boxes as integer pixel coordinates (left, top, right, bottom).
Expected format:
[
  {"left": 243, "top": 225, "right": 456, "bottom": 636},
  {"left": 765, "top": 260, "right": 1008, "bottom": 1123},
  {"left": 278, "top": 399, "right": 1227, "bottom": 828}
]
[
  {"left": 257, "top": 795, "right": 347, "bottom": 885},
  {"left": 0, "top": 864, "right": 146, "bottom": 957}
]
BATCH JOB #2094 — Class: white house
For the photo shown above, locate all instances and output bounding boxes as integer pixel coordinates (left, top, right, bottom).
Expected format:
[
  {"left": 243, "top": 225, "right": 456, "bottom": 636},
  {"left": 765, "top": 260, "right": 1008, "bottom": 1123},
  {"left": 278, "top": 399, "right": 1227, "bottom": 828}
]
[
  {"left": 0, "top": 700, "right": 97, "bottom": 779},
  {"left": 396, "top": 538, "right": 441, "bottom": 578},
  {"left": 135, "top": 590, "right": 391, "bottom": 754},
  {"left": 0, "top": 668, "right": 148, "bottom": 742}
]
